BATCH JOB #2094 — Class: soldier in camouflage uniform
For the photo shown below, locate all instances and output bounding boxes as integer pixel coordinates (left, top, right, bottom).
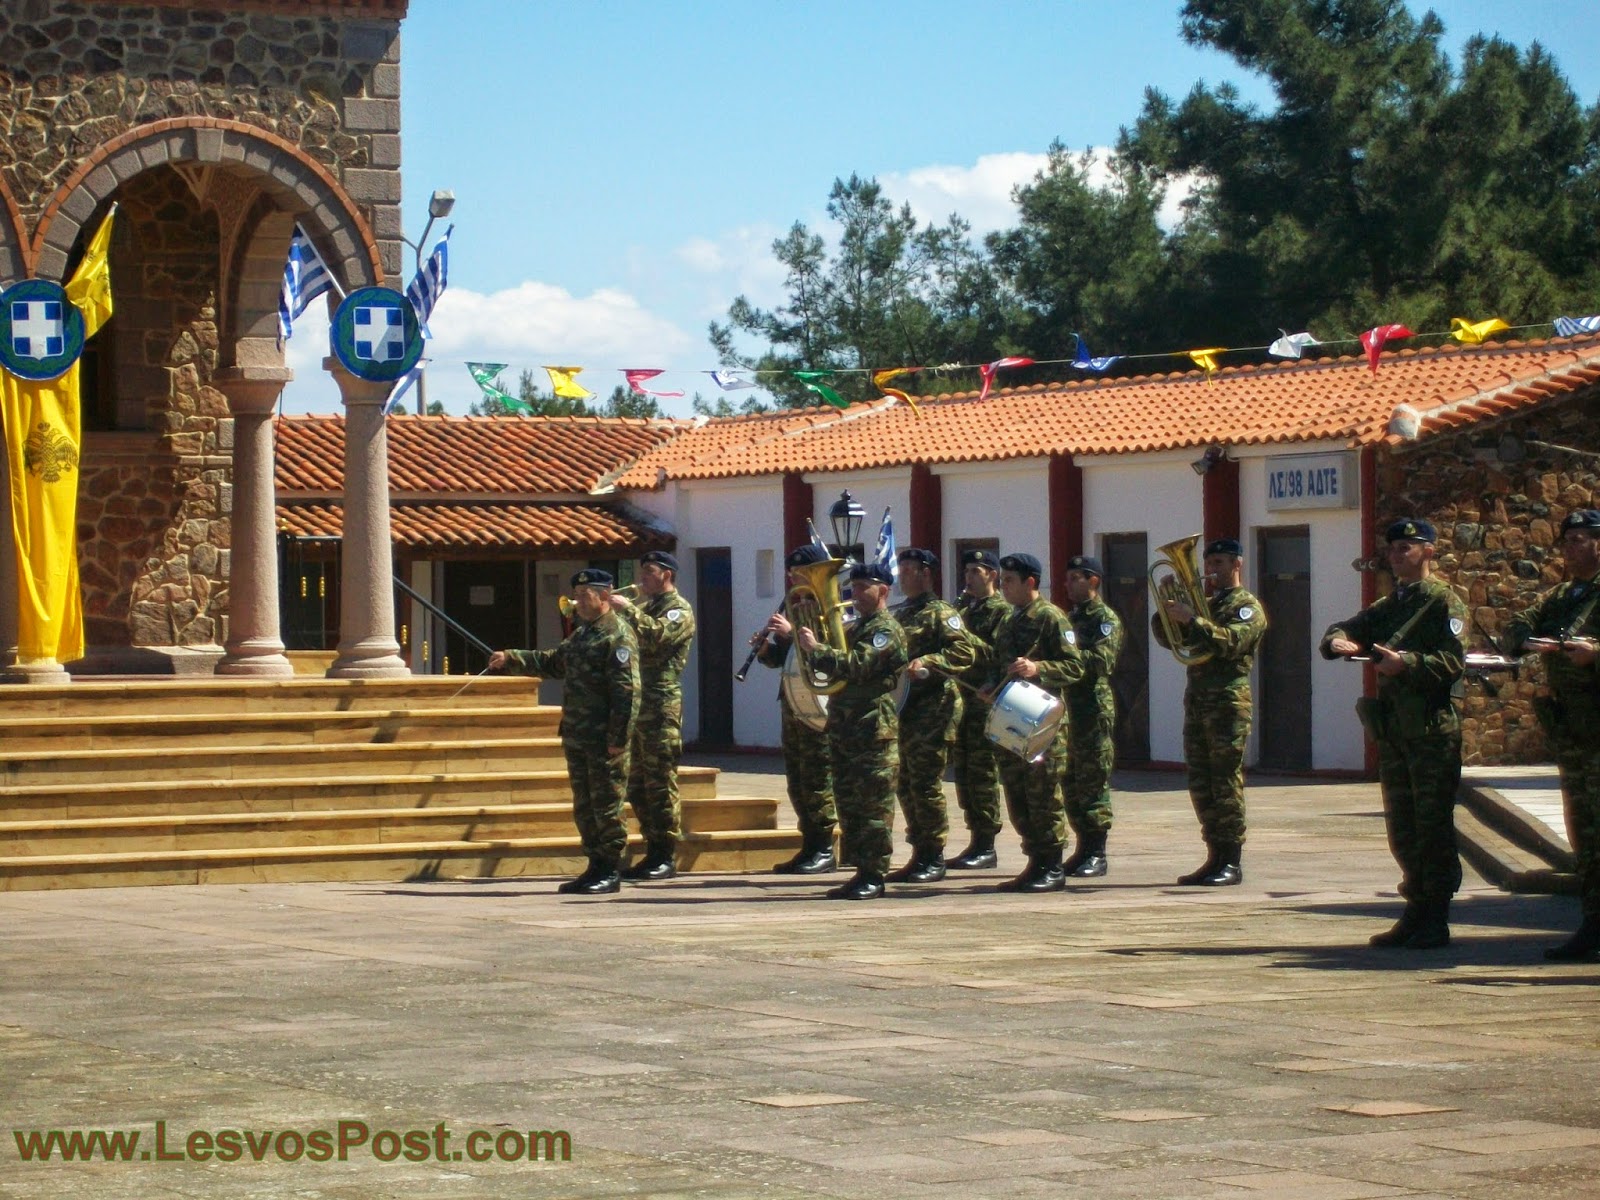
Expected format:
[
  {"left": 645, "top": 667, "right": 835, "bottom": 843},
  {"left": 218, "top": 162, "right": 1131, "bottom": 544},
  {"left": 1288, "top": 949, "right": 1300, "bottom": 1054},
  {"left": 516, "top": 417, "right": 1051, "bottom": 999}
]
[
  {"left": 979, "top": 553, "right": 1085, "bottom": 893},
  {"left": 610, "top": 550, "right": 696, "bottom": 881},
  {"left": 1060, "top": 555, "right": 1124, "bottom": 878},
  {"left": 490, "top": 568, "right": 639, "bottom": 896},
  {"left": 1154, "top": 537, "right": 1267, "bottom": 887},
  {"left": 891, "top": 547, "right": 979, "bottom": 883},
  {"left": 755, "top": 545, "right": 839, "bottom": 874},
  {"left": 1322, "top": 518, "right": 1466, "bottom": 949},
  {"left": 1504, "top": 508, "right": 1600, "bottom": 961},
  {"left": 949, "top": 549, "right": 1011, "bottom": 870},
  {"left": 797, "top": 562, "right": 909, "bottom": 900}
]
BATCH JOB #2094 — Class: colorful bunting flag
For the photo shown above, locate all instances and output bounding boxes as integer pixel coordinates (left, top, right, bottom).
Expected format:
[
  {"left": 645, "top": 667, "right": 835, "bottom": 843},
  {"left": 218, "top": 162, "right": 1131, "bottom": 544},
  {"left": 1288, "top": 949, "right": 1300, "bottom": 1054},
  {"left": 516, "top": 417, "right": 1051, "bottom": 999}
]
[
  {"left": 794, "top": 370, "right": 847, "bottom": 410},
  {"left": 707, "top": 369, "right": 757, "bottom": 390},
  {"left": 1449, "top": 317, "right": 1508, "bottom": 344},
  {"left": 1071, "top": 336, "right": 1121, "bottom": 373},
  {"left": 873, "top": 509, "right": 898, "bottom": 584},
  {"left": 977, "top": 355, "right": 1034, "bottom": 401},
  {"left": 1268, "top": 330, "right": 1319, "bottom": 359},
  {"left": 1553, "top": 315, "right": 1600, "bottom": 338},
  {"left": 872, "top": 367, "right": 921, "bottom": 416},
  {"left": 622, "top": 368, "right": 684, "bottom": 398},
  {"left": 1187, "top": 347, "right": 1227, "bottom": 380},
  {"left": 468, "top": 362, "right": 532, "bottom": 414},
  {"left": 543, "top": 365, "right": 592, "bottom": 400},
  {"left": 1360, "top": 324, "right": 1413, "bottom": 374}
]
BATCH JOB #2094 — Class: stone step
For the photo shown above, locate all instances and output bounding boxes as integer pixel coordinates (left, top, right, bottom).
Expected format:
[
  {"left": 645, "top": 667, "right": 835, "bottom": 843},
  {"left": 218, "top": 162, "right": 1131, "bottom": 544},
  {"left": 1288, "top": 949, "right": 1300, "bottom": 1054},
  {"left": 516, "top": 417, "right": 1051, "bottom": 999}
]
[
  {"left": 1455, "top": 803, "right": 1579, "bottom": 896},
  {"left": 0, "top": 675, "right": 547, "bottom": 718},
  {"left": 1458, "top": 778, "right": 1576, "bottom": 873},
  {"left": 0, "top": 794, "right": 776, "bottom": 856},
  {"left": 0, "top": 737, "right": 578, "bottom": 786},
  {"left": 0, "top": 826, "right": 803, "bottom": 891},
  {"left": 0, "top": 706, "right": 559, "bottom": 752},
  {"left": 0, "top": 766, "right": 723, "bottom": 821}
]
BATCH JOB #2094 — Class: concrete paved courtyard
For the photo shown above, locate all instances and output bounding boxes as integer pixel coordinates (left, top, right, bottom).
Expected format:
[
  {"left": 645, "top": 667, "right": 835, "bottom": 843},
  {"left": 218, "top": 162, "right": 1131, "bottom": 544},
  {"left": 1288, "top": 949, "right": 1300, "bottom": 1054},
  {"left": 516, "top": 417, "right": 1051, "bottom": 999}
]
[{"left": 2, "top": 763, "right": 1596, "bottom": 1199}]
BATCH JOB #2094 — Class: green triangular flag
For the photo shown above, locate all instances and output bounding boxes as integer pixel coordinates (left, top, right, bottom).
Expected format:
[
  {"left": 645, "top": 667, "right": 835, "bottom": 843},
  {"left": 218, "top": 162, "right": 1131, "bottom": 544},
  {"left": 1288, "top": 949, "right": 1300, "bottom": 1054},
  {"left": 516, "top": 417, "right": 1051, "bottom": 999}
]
[
  {"left": 794, "top": 370, "right": 847, "bottom": 409},
  {"left": 467, "top": 361, "right": 533, "bottom": 414}
]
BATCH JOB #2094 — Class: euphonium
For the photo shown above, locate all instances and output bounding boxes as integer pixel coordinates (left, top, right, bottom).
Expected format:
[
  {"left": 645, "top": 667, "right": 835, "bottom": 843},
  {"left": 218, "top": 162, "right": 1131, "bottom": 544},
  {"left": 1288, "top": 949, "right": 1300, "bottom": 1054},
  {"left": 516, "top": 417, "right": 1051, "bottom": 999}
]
[
  {"left": 1148, "top": 533, "right": 1215, "bottom": 667},
  {"left": 784, "top": 556, "right": 851, "bottom": 695},
  {"left": 558, "top": 583, "right": 638, "bottom": 619}
]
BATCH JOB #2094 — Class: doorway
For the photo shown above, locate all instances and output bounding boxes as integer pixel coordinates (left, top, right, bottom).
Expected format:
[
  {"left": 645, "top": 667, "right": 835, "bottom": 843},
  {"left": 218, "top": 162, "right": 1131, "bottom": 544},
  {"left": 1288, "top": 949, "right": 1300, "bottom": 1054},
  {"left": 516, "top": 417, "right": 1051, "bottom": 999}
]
[
  {"left": 696, "top": 548, "right": 734, "bottom": 746},
  {"left": 1101, "top": 533, "right": 1150, "bottom": 764},
  {"left": 1256, "top": 526, "right": 1312, "bottom": 769}
]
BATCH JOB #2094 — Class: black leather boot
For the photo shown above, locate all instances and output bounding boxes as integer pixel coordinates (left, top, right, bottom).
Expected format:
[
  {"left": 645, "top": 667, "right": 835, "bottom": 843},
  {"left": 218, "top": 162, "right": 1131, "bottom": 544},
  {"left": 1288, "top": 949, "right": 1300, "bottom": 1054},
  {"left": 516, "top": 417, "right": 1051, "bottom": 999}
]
[
  {"left": 557, "top": 857, "right": 603, "bottom": 894},
  {"left": 888, "top": 850, "right": 946, "bottom": 883},
  {"left": 996, "top": 856, "right": 1038, "bottom": 892},
  {"left": 1177, "top": 845, "right": 1219, "bottom": 885},
  {"left": 1369, "top": 901, "right": 1421, "bottom": 947},
  {"left": 1197, "top": 842, "right": 1242, "bottom": 887},
  {"left": 1066, "top": 830, "right": 1108, "bottom": 878},
  {"left": 775, "top": 833, "right": 837, "bottom": 875},
  {"left": 574, "top": 864, "right": 621, "bottom": 895},
  {"left": 1016, "top": 850, "right": 1066, "bottom": 893},
  {"left": 621, "top": 843, "right": 677, "bottom": 881},
  {"left": 826, "top": 869, "right": 885, "bottom": 900},
  {"left": 1544, "top": 917, "right": 1600, "bottom": 961},
  {"left": 1403, "top": 898, "right": 1450, "bottom": 949},
  {"left": 948, "top": 837, "right": 998, "bottom": 870}
]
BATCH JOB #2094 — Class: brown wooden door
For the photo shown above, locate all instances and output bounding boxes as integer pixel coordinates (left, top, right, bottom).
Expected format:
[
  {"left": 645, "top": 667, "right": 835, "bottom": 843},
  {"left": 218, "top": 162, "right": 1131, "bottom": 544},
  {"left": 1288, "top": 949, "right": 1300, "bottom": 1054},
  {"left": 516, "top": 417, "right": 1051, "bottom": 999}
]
[
  {"left": 696, "top": 548, "right": 734, "bottom": 747},
  {"left": 1256, "top": 526, "right": 1312, "bottom": 769},
  {"left": 1102, "top": 534, "right": 1150, "bottom": 764}
]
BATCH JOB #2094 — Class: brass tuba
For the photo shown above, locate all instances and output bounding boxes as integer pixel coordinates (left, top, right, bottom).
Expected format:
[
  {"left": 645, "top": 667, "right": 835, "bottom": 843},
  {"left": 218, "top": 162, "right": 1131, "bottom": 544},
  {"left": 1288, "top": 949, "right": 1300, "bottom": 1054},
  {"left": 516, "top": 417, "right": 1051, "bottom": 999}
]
[
  {"left": 1149, "top": 533, "right": 1214, "bottom": 666},
  {"left": 784, "top": 556, "right": 852, "bottom": 695}
]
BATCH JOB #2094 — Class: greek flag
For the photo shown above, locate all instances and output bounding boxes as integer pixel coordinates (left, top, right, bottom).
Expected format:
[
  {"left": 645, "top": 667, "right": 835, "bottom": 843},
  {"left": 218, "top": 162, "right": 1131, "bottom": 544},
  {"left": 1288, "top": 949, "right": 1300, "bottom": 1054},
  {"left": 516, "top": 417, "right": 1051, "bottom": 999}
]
[
  {"left": 277, "top": 223, "right": 334, "bottom": 342},
  {"left": 405, "top": 226, "right": 451, "bottom": 339},
  {"left": 1553, "top": 314, "right": 1600, "bottom": 338},
  {"left": 873, "top": 509, "right": 898, "bottom": 584}
]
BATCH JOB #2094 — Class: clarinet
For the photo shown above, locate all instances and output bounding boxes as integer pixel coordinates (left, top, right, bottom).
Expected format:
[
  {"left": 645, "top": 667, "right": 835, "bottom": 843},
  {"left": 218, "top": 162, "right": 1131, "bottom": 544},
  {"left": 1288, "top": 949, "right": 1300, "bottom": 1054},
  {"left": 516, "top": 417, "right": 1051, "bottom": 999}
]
[{"left": 734, "top": 604, "right": 787, "bottom": 682}]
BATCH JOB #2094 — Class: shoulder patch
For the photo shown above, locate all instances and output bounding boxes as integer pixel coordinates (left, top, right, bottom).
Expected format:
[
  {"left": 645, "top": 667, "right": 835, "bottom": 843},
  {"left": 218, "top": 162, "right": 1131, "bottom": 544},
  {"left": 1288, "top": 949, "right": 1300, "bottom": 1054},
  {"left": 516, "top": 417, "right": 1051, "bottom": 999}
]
[
  {"left": 615, "top": 646, "right": 631, "bottom": 665},
  {"left": 1100, "top": 621, "right": 1113, "bottom": 638},
  {"left": 1237, "top": 606, "right": 1255, "bottom": 621},
  {"left": 1449, "top": 617, "right": 1464, "bottom": 636},
  {"left": 946, "top": 614, "right": 963, "bottom": 630},
  {"left": 872, "top": 631, "right": 890, "bottom": 650},
  {"left": 666, "top": 609, "right": 685, "bottom": 623},
  {"left": 1063, "top": 626, "right": 1078, "bottom": 646}
]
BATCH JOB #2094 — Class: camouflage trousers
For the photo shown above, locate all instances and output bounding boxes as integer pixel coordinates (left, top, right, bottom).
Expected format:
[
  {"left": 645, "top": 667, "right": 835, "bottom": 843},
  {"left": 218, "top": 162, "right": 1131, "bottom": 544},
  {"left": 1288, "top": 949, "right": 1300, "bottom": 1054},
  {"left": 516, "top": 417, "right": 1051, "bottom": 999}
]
[
  {"left": 950, "top": 698, "right": 1003, "bottom": 840},
  {"left": 780, "top": 700, "right": 837, "bottom": 843},
  {"left": 996, "top": 723, "right": 1068, "bottom": 858},
  {"left": 1183, "top": 689, "right": 1251, "bottom": 846},
  {"left": 564, "top": 740, "right": 630, "bottom": 868},
  {"left": 626, "top": 696, "right": 683, "bottom": 852},
  {"left": 831, "top": 731, "right": 899, "bottom": 876},
  {"left": 1062, "top": 708, "right": 1115, "bottom": 836},
  {"left": 1375, "top": 730, "right": 1462, "bottom": 904},
  {"left": 1552, "top": 733, "right": 1600, "bottom": 921},
  {"left": 896, "top": 696, "right": 958, "bottom": 854}
]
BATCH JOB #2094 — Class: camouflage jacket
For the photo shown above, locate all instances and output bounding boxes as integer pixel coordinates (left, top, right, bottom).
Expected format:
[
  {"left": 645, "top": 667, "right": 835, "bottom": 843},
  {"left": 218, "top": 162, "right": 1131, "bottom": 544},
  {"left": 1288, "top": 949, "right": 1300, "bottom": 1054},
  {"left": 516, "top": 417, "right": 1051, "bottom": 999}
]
[
  {"left": 954, "top": 592, "right": 1011, "bottom": 690},
  {"left": 1321, "top": 575, "right": 1466, "bottom": 734},
  {"left": 1154, "top": 585, "right": 1267, "bottom": 695},
  {"left": 1504, "top": 573, "right": 1600, "bottom": 706},
  {"left": 980, "top": 596, "right": 1085, "bottom": 699},
  {"left": 615, "top": 588, "right": 695, "bottom": 700},
  {"left": 1066, "top": 595, "right": 1124, "bottom": 719},
  {"left": 503, "top": 610, "right": 639, "bottom": 748},
  {"left": 893, "top": 590, "right": 978, "bottom": 717},
  {"left": 805, "top": 607, "right": 909, "bottom": 742}
]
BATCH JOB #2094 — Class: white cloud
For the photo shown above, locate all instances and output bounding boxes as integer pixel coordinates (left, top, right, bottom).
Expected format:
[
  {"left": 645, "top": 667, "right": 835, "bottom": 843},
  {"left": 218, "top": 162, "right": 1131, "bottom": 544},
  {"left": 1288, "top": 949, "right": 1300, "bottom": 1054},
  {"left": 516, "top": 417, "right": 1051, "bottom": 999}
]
[
  {"left": 880, "top": 151, "right": 1049, "bottom": 235},
  {"left": 673, "top": 223, "right": 789, "bottom": 317}
]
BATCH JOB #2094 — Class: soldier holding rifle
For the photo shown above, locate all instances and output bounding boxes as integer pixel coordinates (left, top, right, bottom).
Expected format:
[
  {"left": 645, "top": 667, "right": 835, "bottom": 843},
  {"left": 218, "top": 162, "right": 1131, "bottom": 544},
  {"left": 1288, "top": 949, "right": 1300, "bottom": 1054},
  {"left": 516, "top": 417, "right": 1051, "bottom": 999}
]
[
  {"left": 1322, "top": 519, "right": 1467, "bottom": 950},
  {"left": 1504, "top": 508, "right": 1600, "bottom": 961}
]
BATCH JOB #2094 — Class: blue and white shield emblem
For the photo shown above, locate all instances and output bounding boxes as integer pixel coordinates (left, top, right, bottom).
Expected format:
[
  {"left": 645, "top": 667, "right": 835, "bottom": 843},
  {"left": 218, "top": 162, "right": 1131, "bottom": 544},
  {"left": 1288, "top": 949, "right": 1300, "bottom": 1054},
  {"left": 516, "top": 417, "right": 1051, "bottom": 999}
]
[
  {"left": 0, "top": 280, "right": 85, "bottom": 381},
  {"left": 330, "top": 287, "right": 422, "bottom": 382}
]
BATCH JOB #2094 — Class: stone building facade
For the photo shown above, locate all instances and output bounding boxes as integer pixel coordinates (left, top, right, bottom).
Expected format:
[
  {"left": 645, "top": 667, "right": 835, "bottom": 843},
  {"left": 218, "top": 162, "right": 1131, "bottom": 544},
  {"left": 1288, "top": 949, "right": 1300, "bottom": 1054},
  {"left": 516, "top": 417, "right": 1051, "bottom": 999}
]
[{"left": 0, "top": 0, "right": 410, "bottom": 676}]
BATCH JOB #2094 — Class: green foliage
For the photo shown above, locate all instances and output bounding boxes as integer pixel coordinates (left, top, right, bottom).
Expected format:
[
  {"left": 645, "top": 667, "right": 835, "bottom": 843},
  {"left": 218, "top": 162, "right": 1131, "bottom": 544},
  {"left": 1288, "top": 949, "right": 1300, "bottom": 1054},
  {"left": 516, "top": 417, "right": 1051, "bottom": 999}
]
[
  {"left": 691, "top": 390, "right": 773, "bottom": 417},
  {"left": 600, "top": 384, "right": 663, "bottom": 419}
]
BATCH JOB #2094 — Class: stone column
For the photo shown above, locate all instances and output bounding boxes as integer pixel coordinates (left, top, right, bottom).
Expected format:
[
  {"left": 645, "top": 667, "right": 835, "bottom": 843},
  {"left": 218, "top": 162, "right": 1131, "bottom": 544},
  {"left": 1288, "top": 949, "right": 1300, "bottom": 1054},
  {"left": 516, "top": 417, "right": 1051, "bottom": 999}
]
[
  {"left": 214, "top": 368, "right": 294, "bottom": 677},
  {"left": 324, "top": 358, "right": 408, "bottom": 678}
]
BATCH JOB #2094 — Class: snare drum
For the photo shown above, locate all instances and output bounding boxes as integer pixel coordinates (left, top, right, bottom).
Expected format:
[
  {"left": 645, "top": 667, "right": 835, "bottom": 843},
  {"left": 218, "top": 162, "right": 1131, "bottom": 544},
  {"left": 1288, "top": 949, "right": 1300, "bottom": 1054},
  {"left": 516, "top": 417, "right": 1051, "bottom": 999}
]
[{"left": 984, "top": 679, "right": 1064, "bottom": 763}]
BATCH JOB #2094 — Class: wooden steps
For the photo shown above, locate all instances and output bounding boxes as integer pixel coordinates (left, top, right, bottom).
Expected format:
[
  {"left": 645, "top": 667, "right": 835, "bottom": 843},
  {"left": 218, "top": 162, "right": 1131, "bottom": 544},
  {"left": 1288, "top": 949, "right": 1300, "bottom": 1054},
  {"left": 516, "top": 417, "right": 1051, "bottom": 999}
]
[
  {"left": 1456, "top": 778, "right": 1577, "bottom": 895},
  {"left": 0, "top": 677, "right": 798, "bottom": 890}
]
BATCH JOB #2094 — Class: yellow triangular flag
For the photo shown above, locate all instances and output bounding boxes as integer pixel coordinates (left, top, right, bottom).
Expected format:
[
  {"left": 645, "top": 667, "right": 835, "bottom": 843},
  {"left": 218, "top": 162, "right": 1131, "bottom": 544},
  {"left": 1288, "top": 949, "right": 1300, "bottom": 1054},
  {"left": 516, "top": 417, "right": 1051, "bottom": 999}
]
[
  {"left": 543, "top": 365, "right": 593, "bottom": 400},
  {"left": 1187, "top": 347, "right": 1226, "bottom": 380},
  {"left": 64, "top": 204, "right": 116, "bottom": 339},
  {"left": 1449, "top": 317, "right": 1508, "bottom": 344},
  {"left": 872, "top": 367, "right": 921, "bottom": 417}
]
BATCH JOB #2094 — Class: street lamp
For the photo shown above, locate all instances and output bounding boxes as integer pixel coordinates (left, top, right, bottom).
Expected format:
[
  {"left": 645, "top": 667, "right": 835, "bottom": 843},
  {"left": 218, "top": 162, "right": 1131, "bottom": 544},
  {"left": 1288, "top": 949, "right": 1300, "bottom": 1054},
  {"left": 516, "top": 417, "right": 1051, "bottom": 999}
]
[
  {"left": 398, "top": 188, "right": 456, "bottom": 415},
  {"left": 828, "top": 489, "right": 866, "bottom": 559}
]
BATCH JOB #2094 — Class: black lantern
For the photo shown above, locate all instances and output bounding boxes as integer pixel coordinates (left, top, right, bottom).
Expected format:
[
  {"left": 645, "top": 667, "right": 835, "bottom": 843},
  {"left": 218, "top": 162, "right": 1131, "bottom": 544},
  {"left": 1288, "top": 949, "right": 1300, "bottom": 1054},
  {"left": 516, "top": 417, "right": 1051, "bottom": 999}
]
[{"left": 828, "top": 490, "right": 866, "bottom": 557}]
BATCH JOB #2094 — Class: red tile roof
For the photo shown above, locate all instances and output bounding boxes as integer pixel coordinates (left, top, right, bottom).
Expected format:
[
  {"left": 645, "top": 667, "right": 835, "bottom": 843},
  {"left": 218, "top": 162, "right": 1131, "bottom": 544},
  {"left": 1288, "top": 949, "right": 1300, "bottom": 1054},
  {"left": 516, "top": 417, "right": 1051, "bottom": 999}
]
[
  {"left": 617, "top": 335, "right": 1600, "bottom": 486},
  {"left": 274, "top": 413, "right": 689, "bottom": 497},
  {"left": 277, "top": 502, "right": 673, "bottom": 554}
]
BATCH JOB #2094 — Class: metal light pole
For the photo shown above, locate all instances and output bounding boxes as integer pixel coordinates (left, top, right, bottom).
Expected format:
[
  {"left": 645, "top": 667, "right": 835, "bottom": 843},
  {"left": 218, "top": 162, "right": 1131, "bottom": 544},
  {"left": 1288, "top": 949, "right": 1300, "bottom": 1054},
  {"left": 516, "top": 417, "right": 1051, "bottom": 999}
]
[{"left": 397, "top": 188, "right": 455, "bottom": 415}]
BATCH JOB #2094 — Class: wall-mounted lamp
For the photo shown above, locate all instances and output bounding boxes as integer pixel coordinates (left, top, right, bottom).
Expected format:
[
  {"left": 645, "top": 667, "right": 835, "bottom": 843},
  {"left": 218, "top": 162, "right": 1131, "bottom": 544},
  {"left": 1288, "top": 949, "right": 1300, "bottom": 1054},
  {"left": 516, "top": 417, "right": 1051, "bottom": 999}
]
[{"left": 1191, "top": 445, "right": 1226, "bottom": 476}]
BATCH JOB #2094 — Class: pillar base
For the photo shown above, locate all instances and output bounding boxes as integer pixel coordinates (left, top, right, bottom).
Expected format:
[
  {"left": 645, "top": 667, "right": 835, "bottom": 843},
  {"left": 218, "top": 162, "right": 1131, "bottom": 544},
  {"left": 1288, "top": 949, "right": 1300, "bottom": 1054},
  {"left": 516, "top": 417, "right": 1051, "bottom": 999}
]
[
  {"left": 327, "top": 637, "right": 410, "bottom": 679},
  {"left": 216, "top": 652, "right": 296, "bottom": 678},
  {"left": 4, "top": 658, "right": 70, "bottom": 683}
]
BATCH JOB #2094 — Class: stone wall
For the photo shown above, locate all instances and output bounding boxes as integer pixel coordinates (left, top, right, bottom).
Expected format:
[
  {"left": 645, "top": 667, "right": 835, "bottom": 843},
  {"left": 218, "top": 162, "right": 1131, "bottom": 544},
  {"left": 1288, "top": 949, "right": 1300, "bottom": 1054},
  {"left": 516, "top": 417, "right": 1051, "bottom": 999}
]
[{"left": 1378, "top": 388, "right": 1600, "bottom": 764}]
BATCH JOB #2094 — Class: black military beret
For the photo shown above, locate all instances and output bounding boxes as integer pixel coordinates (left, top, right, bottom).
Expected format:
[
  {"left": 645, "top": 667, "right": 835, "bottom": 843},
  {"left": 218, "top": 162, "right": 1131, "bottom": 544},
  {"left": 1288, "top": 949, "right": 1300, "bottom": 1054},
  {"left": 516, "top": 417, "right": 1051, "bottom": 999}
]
[
  {"left": 1204, "top": 538, "right": 1243, "bottom": 558},
  {"left": 999, "top": 552, "right": 1042, "bottom": 583},
  {"left": 961, "top": 548, "right": 1000, "bottom": 571},
  {"left": 640, "top": 550, "right": 679, "bottom": 573},
  {"left": 897, "top": 547, "right": 937, "bottom": 568},
  {"left": 785, "top": 544, "right": 831, "bottom": 569},
  {"left": 849, "top": 562, "right": 895, "bottom": 586},
  {"left": 1560, "top": 509, "right": 1600, "bottom": 535},
  {"left": 571, "top": 567, "right": 614, "bottom": 588},
  {"left": 1065, "top": 554, "right": 1103, "bottom": 579},
  {"left": 1384, "top": 518, "right": 1436, "bottom": 544}
]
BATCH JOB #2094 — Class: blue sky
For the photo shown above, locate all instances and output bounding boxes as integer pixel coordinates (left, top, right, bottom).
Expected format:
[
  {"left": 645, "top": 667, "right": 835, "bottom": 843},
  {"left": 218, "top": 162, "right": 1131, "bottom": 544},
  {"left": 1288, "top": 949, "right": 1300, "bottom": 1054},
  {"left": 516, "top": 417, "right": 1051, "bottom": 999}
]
[{"left": 281, "top": 1, "right": 1600, "bottom": 418}]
